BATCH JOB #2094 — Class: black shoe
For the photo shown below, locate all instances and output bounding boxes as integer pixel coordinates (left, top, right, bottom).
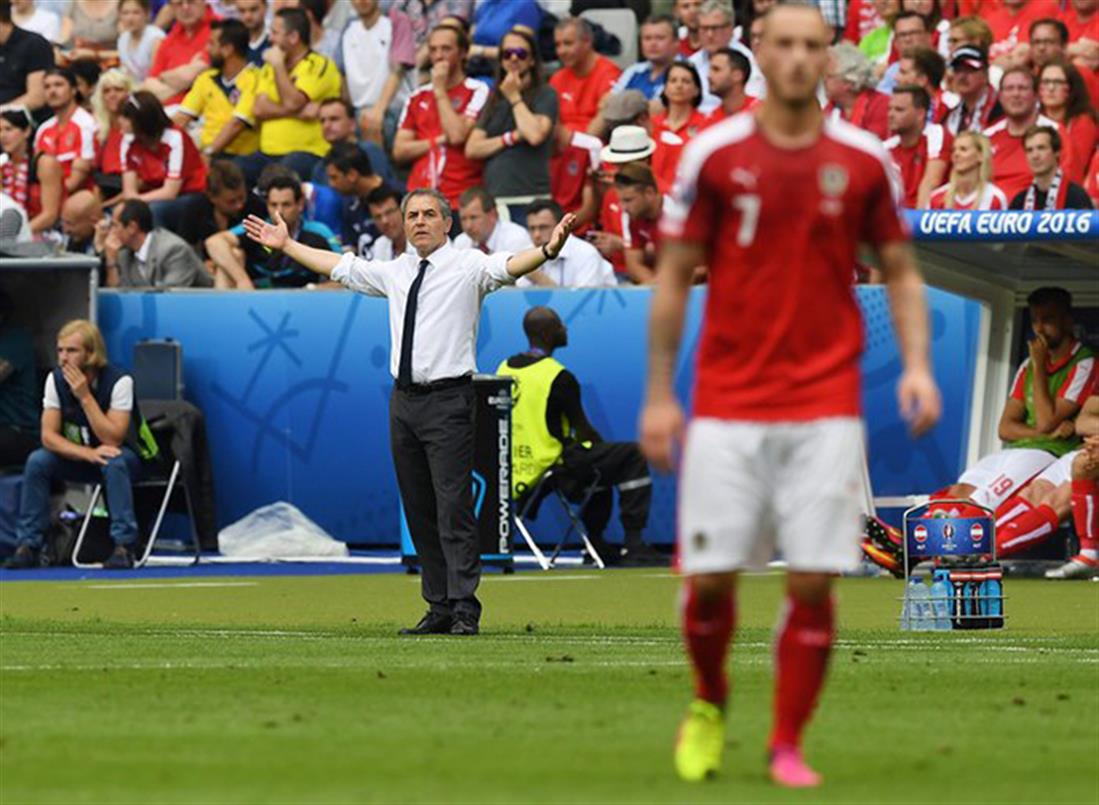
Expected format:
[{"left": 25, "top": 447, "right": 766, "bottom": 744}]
[
  {"left": 4, "top": 544, "right": 39, "bottom": 570},
  {"left": 621, "top": 543, "right": 665, "bottom": 567},
  {"left": 102, "top": 545, "right": 135, "bottom": 570},
  {"left": 450, "top": 615, "right": 479, "bottom": 636},
  {"left": 398, "top": 611, "right": 453, "bottom": 635},
  {"left": 583, "top": 537, "right": 620, "bottom": 567}
]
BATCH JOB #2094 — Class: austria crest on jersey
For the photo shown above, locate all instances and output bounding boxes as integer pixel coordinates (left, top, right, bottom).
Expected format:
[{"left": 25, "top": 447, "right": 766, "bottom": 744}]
[{"left": 819, "top": 163, "right": 849, "bottom": 215}]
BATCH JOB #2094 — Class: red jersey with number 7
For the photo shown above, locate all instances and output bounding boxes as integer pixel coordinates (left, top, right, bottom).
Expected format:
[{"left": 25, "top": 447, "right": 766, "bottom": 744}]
[{"left": 660, "top": 112, "right": 908, "bottom": 421}]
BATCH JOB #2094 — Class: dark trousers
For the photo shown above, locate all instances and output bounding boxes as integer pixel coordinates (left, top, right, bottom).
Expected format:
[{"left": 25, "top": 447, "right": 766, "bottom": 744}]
[
  {"left": 390, "top": 384, "right": 481, "bottom": 621},
  {"left": 0, "top": 426, "right": 37, "bottom": 467},
  {"left": 560, "top": 441, "right": 652, "bottom": 538}
]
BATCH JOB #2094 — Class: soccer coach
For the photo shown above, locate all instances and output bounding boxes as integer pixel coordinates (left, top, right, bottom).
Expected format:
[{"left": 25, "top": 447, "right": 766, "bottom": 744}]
[{"left": 244, "top": 190, "right": 576, "bottom": 636}]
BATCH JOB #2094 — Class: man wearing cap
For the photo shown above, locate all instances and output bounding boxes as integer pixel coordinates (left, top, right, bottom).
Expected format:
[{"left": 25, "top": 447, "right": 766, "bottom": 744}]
[
  {"left": 592, "top": 124, "right": 657, "bottom": 278},
  {"left": 940, "top": 46, "right": 1004, "bottom": 134},
  {"left": 984, "top": 66, "right": 1073, "bottom": 201}
]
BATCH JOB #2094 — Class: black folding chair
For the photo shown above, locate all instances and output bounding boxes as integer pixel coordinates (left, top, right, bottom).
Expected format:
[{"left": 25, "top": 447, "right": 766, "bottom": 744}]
[{"left": 513, "top": 465, "right": 607, "bottom": 570}]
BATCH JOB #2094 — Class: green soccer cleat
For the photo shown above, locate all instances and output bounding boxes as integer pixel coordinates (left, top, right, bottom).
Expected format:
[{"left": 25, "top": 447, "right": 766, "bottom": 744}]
[{"left": 674, "top": 699, "right": 725, "bottom": 782}]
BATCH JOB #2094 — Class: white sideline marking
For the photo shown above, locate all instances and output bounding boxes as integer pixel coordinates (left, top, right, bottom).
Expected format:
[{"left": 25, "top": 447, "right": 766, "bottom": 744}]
[
  {"left": 481, "top": 574, "right": 601, "bottom": 582},
  {"left": 84, "top": 582, "right": 260, "bottom": 590}
]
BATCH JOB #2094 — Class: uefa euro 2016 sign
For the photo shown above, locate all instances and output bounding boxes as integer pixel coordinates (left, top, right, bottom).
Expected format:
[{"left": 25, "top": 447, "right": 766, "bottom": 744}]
[{"left": 905, "top": 210, "right": 1099, "bottom": 242}]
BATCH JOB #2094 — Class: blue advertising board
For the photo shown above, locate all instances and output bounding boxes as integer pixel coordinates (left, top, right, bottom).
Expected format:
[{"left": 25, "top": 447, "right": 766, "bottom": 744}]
[{"left": 98, "top": 284, "right": 981, "bottom": 545}]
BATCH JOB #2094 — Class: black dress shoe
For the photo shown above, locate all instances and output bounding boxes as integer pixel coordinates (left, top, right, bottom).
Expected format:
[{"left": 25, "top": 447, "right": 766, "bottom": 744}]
[
  {"left": 102, "top": 545, "right": 135, "bottom": 570},
  {"left": 398, "top": 612, "right": 453, "bottom": 635},
  {"left": 450, "top": 616, "right": 479, "bottom": 636},
  {"left": 3, "top": 544, "right": 39, "bottom": 570}
]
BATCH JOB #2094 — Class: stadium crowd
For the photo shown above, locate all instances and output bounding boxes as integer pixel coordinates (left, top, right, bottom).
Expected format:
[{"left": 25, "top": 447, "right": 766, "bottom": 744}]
[{"left": 1, "top": 0, "right": 1098, "bottom": 290}]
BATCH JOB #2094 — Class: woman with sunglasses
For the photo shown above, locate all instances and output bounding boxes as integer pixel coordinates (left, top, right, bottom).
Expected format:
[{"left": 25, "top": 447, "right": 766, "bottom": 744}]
[
  {"left": 466, "top": 27, "right": 557, "bottom": 223},
  {"left": 0, "top": 107, "right": 63, "bottom": 235},
  {"left": 1038, "top": 59, "right": 1098, "bottom": 184},
  {"left": 118, "top": 90, "right": 207, "bottom": 230}
]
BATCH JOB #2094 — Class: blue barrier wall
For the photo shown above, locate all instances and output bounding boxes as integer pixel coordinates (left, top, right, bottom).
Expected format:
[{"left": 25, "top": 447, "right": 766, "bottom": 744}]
[{"left": 99, "top": 285, "right": 980, "bottom": 545}]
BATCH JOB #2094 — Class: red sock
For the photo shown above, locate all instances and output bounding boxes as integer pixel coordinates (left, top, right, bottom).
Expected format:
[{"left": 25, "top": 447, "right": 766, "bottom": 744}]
[
  {"left": 995, "top": 494, "right": 1033, "bottom": 528},
  {"left": 997, "top": 504, "right": 1060, "bottom": 556},
  {"left": 682, "top": 584, "right": 734, "bottom": 706},
  {"left": 1072, "top": 479, "right": 1099, "bottom": 552},
  {"left": 770, "top": 596, "right": 834, "bottom": 752}
]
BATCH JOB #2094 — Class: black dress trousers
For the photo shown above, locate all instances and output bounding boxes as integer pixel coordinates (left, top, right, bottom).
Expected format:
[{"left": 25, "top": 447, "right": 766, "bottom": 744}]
[{"left": 389, "top": 384, "right": 481, "bottom": 621}]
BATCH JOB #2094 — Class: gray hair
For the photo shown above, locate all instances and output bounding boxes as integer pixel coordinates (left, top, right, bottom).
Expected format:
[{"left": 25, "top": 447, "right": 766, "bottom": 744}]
[
  {"left": 829, "top": 41, "right": 875, "bottom": 91},
  {"left": 698, "top": 0, "right": 734, "bottom": 26},
  {"left": 400, "top": 188, "right": 453, "bottom": 221},
  {"left": 556, "top": 16, "right": 594, "bottom": 41}
]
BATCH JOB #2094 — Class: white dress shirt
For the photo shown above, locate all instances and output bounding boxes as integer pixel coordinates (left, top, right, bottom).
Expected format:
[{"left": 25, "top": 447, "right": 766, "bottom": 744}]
[
  {"left": 516, "top": 236, "right": 615, "bottom": 288},
  {"left": 453, "top": 219, "right": 533, "bottom": 254},
  {"left": 370, "top": 235, "right": 417, "bottom": 262},
  {"left": 331, "top": 241, "right": 516, "bottom": 383}
]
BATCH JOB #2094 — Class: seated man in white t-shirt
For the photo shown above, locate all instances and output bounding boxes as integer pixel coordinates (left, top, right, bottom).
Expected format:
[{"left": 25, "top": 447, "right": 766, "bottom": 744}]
[
  {"left": 518, "top": 199, "right": 615, "bottom": 288},
  {"left": 6, "top": 320, "right": 159, "bottom": 571},
  {"left": 452, "top": 186, "right": 533, "bottom": 254}
]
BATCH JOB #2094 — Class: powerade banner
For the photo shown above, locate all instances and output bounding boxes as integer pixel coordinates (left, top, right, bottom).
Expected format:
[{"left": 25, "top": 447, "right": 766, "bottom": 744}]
[{"left": 905, "top": 209, "right": 1099, "bottom": 241}]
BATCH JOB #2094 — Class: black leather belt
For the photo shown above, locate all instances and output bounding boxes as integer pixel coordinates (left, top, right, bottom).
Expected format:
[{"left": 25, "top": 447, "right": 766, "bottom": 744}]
[{"left": 396, "top": 375, "right": 473, "bottom": 394}]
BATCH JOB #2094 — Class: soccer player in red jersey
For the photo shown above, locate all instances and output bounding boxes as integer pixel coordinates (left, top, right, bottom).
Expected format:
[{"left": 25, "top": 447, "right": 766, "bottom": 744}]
[{"left": 640, "top": 1, "right": 941, "bottom": 788}]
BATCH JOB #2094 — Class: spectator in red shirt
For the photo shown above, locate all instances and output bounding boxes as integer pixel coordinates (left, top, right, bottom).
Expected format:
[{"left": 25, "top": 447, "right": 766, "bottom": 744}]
[
  {"left": 895, "top": 46, "right": 946, "bottom": 120},
  {"left": 654, "top": 62, "right": 708, "bottom": 139},
  {"left": 614, "top": 162, "right": 663, "bottom": 285},
  {"left": 1009, "top": 124, "right": 1094, "bottom": 209},
  {"left": 0, "top": 106, "right": 61, "bottom": 234},
  {"left": 1027, "top": 17, "right": 1099, "bottom": 112},
  {"left": 119, "top": 90, "right": 207, "bottom": 231},
  {"left": 703, "top": 47, "right": 757, "bottom": 126},
  {"left": 549, "top": 122, "right": 602, "bottom": 226},
  {"left": 885, "top": 85, "right": 950, "bottom": 207},
  {"left": 1061, "top": 0, "right": 1099, "bottom": 44},
  {"left": 674, "top": 0, "right": 702, "bottom": 57},
  {"left": 598, "top": 90, "right": 682, "bottom": 195},
  {"left": 1038, "top": 59, "right": 1098, "bottom": 183},
  {"left": 1085, "top": 145, "right": 1099, "bottom": 203},
  {"left": 393, "top": 23, "right": 488, "bottom": 211},
  {"left": 35, "top": 67, "right": 97, "bottom": 195},
  {"left": 985, "top": 66, "right": 1073, "bottom": 200},
  {"left": 90, "top": 68, "right": 133, "bottom": 202},
  {"left": 986, "top": 0, "right": 1045, "bottom": 64},
  {"left": 940, "top": 46, "right": 1004, "bottom": 134},
  {"left": 141, "top": 0, "right": 213, "bottom": 105},
  {"left": 928, "top": 130, "right": 1009, "bottom": 209},
  {"left": 550, "top": 17, "right": 622, "bottom": 137},
  {"left": 824, "top": 42, "right": 890, "bottom": 140}
]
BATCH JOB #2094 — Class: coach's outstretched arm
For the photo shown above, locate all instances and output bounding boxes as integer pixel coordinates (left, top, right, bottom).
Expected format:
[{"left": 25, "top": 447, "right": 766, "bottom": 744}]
[
  {"left": 639, "top": 241, "right": 704, "bottom": 472},
  {"left": 878, "top": 240, "right": 942, "bottom": 436},
  {"left": 505, "top": 213, "right": 578, "bottom": 278},
  {"left": 243, "top": 212, "right": 343, "bottom": 277}
]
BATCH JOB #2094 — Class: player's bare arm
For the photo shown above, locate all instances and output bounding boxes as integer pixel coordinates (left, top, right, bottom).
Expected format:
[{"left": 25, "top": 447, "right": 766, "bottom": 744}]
[
  {"left": 876, "top": 240, "right": 941, "bottom": 436},
  {"left": 640, "top": 240, "right": 702, "bottom": 472},
  {"left": 997, "top": 397, "right": 1044, "bottom": 442},
  {"left": 1074, "top": 395, "right": 1099, "bottom": 437},
  {"left": 243, "top": 212, "right": 342, "bottom": 277}
]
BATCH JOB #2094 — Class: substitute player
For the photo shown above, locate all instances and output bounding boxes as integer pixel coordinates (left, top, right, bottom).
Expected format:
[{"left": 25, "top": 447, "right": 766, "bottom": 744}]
[
  {"left": 640, "top": 1, "right": 941, "bottom": 789},
  {"left": 863, "top": 288, "right": 1094, "bottom": 574}
]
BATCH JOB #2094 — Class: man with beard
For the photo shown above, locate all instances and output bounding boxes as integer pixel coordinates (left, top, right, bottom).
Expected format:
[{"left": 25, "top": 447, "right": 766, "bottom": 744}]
[{"left": 173, "top": 18, "right": 261, "bottom": 159}]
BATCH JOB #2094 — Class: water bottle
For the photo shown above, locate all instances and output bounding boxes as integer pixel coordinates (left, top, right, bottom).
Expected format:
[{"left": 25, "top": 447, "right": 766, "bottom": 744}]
[
  {"left": 930, "top": 570, "right": 953, "bottom": 631},
  {"left": 982, "top": 568, "right": 1004, "bottom": 628},
  {"left": 903, "top": 576, "right": 932, "bottom": 630}
]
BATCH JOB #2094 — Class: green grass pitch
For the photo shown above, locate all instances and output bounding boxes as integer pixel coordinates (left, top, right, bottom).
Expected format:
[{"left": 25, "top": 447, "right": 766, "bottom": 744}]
[{"left": 1, "top": 569, "right": 1097, "bottom": 804}]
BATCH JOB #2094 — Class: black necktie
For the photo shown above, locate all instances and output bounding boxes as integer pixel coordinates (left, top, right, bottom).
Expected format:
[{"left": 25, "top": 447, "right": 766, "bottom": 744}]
[{"left": 397, "top": 259, "right": 430, "bottom": 387}]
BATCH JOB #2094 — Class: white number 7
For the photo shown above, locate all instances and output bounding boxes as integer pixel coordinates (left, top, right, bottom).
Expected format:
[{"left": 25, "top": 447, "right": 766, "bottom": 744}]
[{"left": 732, "top": 194, "right": 760, "bottom": 247}]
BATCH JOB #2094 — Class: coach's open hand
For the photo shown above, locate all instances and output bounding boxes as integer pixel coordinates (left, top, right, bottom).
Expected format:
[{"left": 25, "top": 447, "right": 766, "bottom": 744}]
[
  {"left": 243, "top": 212, "right": 289, "bottom": 251},
  {"left": 546, "top": 212, "right": 578, "bottom": 259}
]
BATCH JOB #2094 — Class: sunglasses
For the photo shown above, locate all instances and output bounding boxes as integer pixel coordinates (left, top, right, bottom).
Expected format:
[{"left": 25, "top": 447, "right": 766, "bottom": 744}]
[{"left": 502, "top": 47, "right": 530, "bottom": 61}]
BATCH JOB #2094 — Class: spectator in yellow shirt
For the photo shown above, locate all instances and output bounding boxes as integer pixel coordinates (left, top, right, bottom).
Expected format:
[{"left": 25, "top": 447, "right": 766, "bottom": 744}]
[
  {"left": 234, "top": 7, "right": 342, "bottom": 185},
  {"left": 172, "top": 19, "right": 261, "bottom": 159}
]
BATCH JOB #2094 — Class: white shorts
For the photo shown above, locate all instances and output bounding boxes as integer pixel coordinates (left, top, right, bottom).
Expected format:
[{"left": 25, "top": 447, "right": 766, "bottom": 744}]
[
  {"left": 677, "top": 417, "right": 864, "bottom": 575},
  {"left": 957, "top": 448, "right": 1055, "bottom": 509},
  {"left": 1030, "top": 450, "right": 1080, "bottom": 487}
]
